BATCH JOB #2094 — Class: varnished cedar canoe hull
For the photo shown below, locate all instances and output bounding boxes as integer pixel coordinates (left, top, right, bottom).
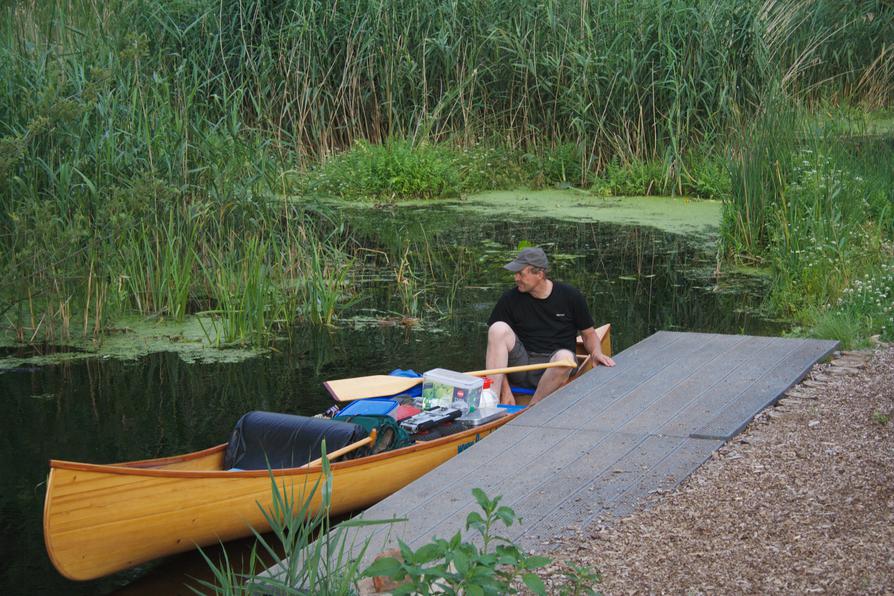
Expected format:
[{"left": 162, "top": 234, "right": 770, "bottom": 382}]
[
  {"left": 44, "top": 424, "right": 510, "bottom": 581},
  {"left": 44, "top": 325, "right": 610, "bottom": 581}
]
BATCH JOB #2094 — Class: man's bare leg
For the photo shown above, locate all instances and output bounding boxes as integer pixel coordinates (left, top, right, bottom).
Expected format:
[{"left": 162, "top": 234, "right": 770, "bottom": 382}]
[
  {"left": 499, "top": 378, "right": 515, "bottom": 405},
  {"left": 529, "top": 349, "right": 575, "bottom": 405},
  {"left": 486, "top": 322, "right": 517, "bottom": 404}
]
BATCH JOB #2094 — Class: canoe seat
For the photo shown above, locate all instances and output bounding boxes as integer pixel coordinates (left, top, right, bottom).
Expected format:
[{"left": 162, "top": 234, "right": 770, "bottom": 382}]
[{"left": 223, "top": 411, "right": 369, "bottom": 470}]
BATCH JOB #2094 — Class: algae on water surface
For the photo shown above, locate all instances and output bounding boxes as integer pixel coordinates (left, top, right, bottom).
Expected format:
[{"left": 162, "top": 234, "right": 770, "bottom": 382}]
[
  {"left": 391, "top": 191, "right": 723, "bottom": 238},
  {"left": 0, "top": 317, "right": 262, "bottom": 371}
]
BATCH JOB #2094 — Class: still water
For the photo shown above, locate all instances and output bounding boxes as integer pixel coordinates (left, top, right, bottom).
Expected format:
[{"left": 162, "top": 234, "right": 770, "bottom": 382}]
[{"left": 1, "top": 209, "right": 783, "bottom": 594}]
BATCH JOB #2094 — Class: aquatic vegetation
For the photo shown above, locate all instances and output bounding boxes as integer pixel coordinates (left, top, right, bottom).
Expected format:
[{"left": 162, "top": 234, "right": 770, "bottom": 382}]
[
  {"left": 199, "top": 236, "right": 278, "bottom": 345},
  {"left": 394, "top": 247, "right": 426, "bottom": 319},
  {"left": 459, "top": 191, "right": 723, "bottom": 238},
  {"left": 1, "top": 0, "right": 891, "bottom": 350},
  {"left": 113, "top": 216, "right": 198, "bottom": 321},
  {"left": 194, "top": 456, "right": 388, "bottom": 595},
  {"left": 722, "top": 94, "right": 894, "bottom": 343},
  {"left": 300, "top": 233, "right": 360, "bottom": 327}
]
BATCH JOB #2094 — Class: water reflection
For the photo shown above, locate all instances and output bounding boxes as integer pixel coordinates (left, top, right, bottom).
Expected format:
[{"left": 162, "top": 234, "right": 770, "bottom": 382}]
[{"left": 1, "top": 213, "right": 782, "bottom": 594}]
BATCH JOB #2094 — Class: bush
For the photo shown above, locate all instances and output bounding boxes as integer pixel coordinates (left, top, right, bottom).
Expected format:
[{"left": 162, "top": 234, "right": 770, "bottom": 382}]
[
  {"left": 591, "top": 158, "right": 669, "bottom": 196},
  {"left": 301, "top": 139, "right": 541, "bottom": 199},
  {"left": 682, "top": 154, "right": 731, "bottom": 199},
  {"left": 302, "top": 140, "right": 461, "bottom": 201},
  {"left": 454, "top": 143, "right": 527, "bottom": 193},
  {"left": 534, "top": 143, "right": 586, "bottom": 187}
]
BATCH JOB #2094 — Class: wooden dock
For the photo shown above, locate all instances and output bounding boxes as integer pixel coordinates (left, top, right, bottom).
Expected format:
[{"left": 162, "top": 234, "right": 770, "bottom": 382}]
[{"left": 267, "top": 331, "right": 838, "bottom": 577}]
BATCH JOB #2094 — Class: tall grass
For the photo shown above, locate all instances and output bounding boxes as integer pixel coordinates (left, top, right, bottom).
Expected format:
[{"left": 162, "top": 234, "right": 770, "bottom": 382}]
[
  {"left": 8, "top": 0, "right": 889, "bottom": 172},
  {"left": 722, "top": 96, "right": 894, "bottom": 343},
  {"left": 114, "top": 215, "right": 197, "bottom": 320},
  {"left": 0, "top": 0, "right": 363, "bottom": 344},
  {"left": 1, "top": 0, "right": 891, "bottom": 346}
]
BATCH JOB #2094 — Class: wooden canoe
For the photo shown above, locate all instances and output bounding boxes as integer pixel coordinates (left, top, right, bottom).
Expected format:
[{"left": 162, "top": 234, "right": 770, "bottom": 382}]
[{"left": 44, "top": 324, "right": 611, "bottom": 581}]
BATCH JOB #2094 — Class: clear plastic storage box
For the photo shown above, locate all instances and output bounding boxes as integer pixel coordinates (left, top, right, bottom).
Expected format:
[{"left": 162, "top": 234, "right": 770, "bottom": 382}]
[{"left": 421, "top": 368, "right": 483, "bottom": 410}]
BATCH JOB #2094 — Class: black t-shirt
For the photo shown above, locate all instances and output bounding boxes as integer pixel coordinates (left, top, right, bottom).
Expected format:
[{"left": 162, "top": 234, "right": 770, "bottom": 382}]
[{"left": 487, "top": 282, "right": 595, "bottom": 354}]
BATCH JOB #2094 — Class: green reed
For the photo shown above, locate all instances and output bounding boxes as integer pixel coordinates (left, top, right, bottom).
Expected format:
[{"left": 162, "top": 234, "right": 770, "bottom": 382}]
[
  {"left": 723, "top": 91, "right": 800, "bottom": 258},
  {"left": 112, "top": 214, "right": 197, "bottom": 320},
  {"left": 199, "top": 236, "right": 273, "bottom": 346},
  {"left": 1, "top": 0, "right": 891, "bottom": 347},
  {"left": 394, "top": 246, "right": 425, "bottom": 319},
  {"left": 300, "top": 232, "right": 359, "bottom": 327},
  {"left": 0, "top": 2, "right": 359, "bottom": 345},
  {"left": 11, "top": 0, "right": 884, "bottom": 168},
  {"left": 722, "top": 97, "right": 894, "bottom": 343}
]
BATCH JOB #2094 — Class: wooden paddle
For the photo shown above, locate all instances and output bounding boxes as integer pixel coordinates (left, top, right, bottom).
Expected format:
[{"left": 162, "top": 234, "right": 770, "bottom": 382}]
[
  {"left": 301, "top": 429, "right": 377, "bottom": 468},
  {"left": 324, "top": 359, "right": 577, "bottom": 403}
]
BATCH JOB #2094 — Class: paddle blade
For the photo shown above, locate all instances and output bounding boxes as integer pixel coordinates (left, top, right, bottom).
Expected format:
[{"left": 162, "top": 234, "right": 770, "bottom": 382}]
[{"left": 324, "top": 375, "right": 422, "bottom": 403}]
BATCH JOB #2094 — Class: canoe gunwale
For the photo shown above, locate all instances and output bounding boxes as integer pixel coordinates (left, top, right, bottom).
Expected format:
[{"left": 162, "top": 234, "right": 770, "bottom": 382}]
[
  {"left": 47, "top": 411, "right": 522, "bottom": 479},
  {"left": 114, "top": 442, "right": 227, "bottom": 468}
]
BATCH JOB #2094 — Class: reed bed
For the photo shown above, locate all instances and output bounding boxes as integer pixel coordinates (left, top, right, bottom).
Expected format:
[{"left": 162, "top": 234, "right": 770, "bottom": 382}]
[{"left": 1, "top": 0, "right": 891, "bottom": 346}]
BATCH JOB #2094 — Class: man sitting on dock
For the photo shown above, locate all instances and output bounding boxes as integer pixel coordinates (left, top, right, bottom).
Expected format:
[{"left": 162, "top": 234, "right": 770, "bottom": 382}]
[{"left": 486, "top": 247, "right": 615, "bottom": 405}]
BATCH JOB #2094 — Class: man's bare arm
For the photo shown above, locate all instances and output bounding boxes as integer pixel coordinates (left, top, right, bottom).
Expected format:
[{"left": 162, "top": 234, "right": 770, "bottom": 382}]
[{"left": 579, "top": 327, "right": 615, "bottom": 367}]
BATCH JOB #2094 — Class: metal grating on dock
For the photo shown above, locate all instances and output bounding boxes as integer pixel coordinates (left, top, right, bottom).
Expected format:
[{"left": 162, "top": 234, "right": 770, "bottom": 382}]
[{"left": 269, "top": 331, "right": 839, "bottom": 575}]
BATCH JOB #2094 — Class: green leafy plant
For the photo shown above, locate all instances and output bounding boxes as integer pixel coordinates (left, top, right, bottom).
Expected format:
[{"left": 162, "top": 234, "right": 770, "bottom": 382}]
[
  {"left": 682, "top": 154, "right": 731, "bottom": 200},
  {"left": 555, "top": 561, "right": 603, "bottom": 596},
  {"left": 362, "top": 488, "right": 586, "bottom": 595},
  {"left": 536, "top": 143, "right": 586, "bottom": 188},
  {"left": 595, "top": 158, "right": 670, "bottom": 197},
  {"left": 871, "top": 411, "right": 890, "bottom": 426}
]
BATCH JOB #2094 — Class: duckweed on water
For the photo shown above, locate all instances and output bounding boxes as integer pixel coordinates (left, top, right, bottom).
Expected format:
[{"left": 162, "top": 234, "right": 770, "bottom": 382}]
[
  {"left": 0, "top": 317, "right": 262, "bottom": 371},
  {"left": 392, "top": 191, "right": 723, "bottom": 239}
]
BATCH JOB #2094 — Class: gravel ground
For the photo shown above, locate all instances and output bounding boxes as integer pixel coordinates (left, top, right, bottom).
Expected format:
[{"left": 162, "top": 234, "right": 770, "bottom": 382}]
[{"left": 539, "top": 345, "right": 894, "bottom": 595}]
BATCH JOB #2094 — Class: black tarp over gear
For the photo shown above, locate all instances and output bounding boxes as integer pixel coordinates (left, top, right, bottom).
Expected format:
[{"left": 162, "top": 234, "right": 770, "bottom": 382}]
[{"left": 223, "top": 411, "right": 369, "bottom": 470}]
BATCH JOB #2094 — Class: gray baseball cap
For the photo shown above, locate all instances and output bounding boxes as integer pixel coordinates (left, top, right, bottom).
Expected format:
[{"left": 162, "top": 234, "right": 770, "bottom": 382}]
[{"left": 504, "top": 247, "right": 549, "bottom": 272}]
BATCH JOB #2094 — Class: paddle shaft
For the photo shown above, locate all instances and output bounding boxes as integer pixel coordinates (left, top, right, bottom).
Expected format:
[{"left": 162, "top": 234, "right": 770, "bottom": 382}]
[
  {"left": 464, "top": 359, "right": 577, "bottom": 377},
  {"left": 399, "top": 358, "right": 579, "bottom": 385},
  {"left": 384, "top": 358, "right": 580, "bottom": 387},
  {"left": 302, "top": 429, "right": 377, "bottom": 468},
  {"left": 325, "top": 359, "right": 578, "bottom": 402}
]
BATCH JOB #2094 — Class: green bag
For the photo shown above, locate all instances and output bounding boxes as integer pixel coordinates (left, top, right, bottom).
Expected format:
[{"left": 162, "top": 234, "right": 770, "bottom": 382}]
[{"left": 335, "top": 414, "right": 414, "bottom": 454}]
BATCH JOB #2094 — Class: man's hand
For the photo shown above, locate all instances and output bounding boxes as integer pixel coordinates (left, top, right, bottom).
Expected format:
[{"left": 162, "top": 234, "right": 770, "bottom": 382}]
[
  {"left": 579, "top": 326, "right": 614, "bottom": 369},
  {"left": 591, "top": 352, "right": 615, "bottom": 367}
]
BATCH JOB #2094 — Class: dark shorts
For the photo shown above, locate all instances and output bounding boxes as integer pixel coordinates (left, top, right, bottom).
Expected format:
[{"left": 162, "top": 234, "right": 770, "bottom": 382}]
[{"left": 506, "top": 339, "right": 563, "bottom": 390}]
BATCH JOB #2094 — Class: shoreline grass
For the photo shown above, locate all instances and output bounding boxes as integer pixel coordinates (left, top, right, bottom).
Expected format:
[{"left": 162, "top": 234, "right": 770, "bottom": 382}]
[{"left": 721, "top": 96, "right": 893, "bottom": 347}]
